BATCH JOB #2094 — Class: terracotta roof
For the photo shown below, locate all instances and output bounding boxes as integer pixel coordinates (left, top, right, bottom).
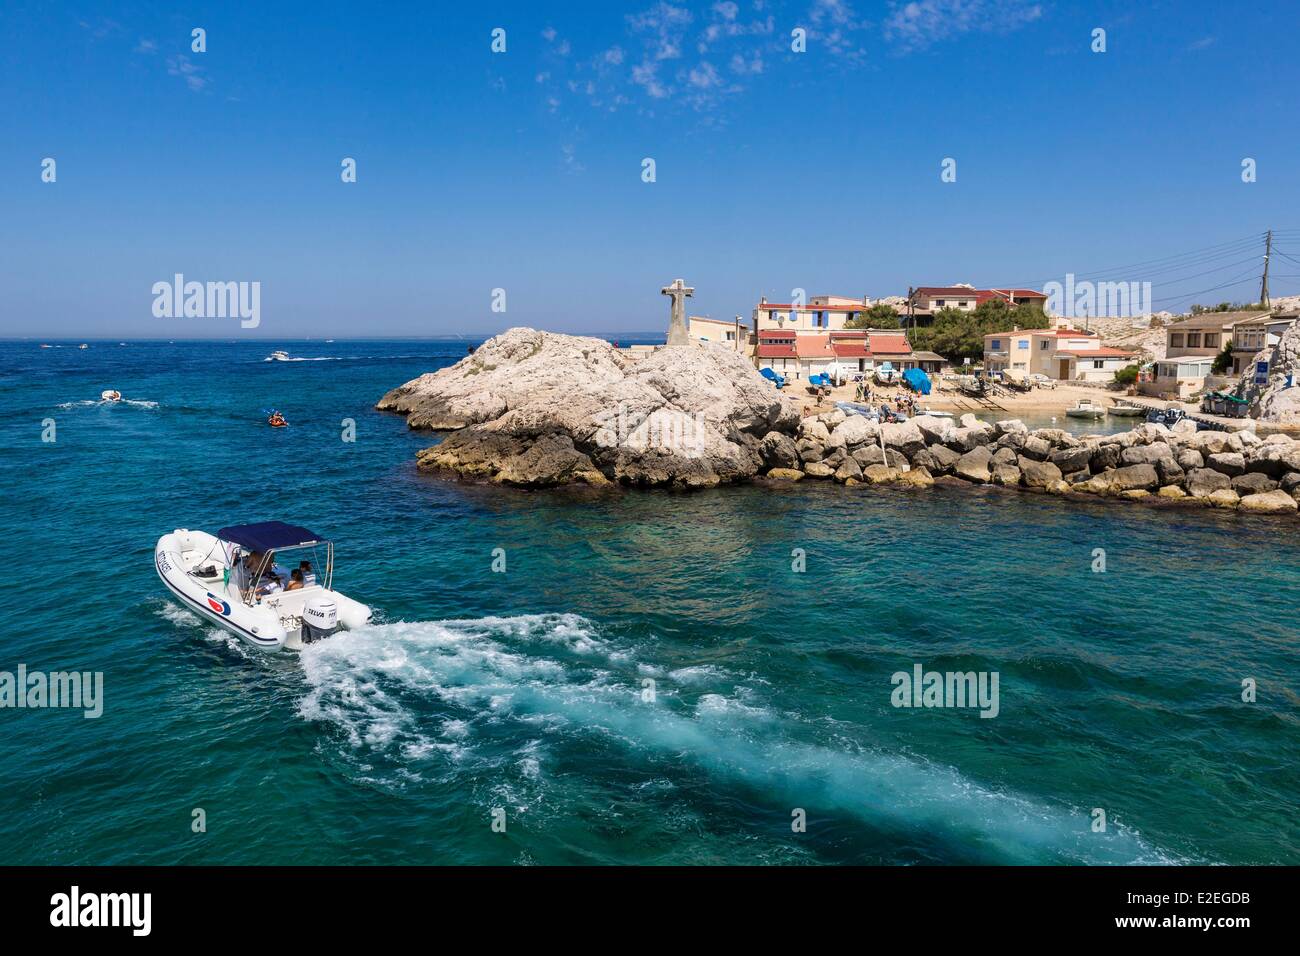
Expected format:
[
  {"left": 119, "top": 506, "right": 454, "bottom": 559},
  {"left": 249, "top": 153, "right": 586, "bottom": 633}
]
[
  {"left": 756, "top": 343, "right": 796, "bottom": 358},
  {"left": 796, "top": 335, "right": 835, "bottom": 359},
  {"left": 832, "top": 342, "right": 871, "bottom": 357},
  {"left": 867, "top": 334, "right": 912, "bottom": 354}
]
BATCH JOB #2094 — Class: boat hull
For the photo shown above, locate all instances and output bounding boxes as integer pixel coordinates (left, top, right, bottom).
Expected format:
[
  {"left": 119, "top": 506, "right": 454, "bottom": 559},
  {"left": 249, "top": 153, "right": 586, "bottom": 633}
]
[{"left": 155, "top": 530, "right": 371, "bottom": 652}]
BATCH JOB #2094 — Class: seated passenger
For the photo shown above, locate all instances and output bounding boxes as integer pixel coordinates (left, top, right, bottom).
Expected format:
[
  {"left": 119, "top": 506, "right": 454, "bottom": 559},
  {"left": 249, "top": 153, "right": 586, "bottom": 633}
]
[
  {"left": 285, "top": 568, "right": 304, "bottom": 591},
  {"left": 299, "top": 561, "right": 317, "bottom": 587}
]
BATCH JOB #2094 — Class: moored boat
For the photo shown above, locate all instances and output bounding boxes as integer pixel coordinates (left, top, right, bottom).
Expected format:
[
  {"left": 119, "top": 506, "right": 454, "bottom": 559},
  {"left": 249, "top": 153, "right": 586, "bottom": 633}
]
[{"left": 1066, "top": 398, "right": 1105, "bottom": 419}]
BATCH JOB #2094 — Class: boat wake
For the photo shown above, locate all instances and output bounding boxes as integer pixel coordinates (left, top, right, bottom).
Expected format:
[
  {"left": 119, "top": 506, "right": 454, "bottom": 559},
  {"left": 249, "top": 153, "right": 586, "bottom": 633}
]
[
  {"left": 56, "top": 398, "right": 158, "bottom": 409},
  {"left": 297, "top": 613, "right": 1184, "bottom": 864}
]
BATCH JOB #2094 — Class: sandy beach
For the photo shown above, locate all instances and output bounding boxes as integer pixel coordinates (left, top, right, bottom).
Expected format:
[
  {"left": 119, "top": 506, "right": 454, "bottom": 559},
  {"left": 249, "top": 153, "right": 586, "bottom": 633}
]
[{"left": 793, "top": 378, "right": 1125, "bottom": 419}]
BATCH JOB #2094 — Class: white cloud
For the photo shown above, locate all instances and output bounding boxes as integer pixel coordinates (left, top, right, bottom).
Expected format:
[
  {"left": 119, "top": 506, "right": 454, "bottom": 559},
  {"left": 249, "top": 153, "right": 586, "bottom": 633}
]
[
  {"left": 1188, "top": 36, "right": 1216, "bottom": 51},
  {"left": 166, "top": 54, "right": 207, "bottom": 92},
  {"left": 133, "top": 38, "right": 157, "bottom": 54},
  {"left": 884, "top": 0, "right": 1042, "bottom": 51}
]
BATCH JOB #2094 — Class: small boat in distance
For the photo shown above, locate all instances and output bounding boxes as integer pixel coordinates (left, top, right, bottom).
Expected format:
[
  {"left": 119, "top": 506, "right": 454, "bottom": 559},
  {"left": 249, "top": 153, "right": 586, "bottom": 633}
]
[
  {"left": 40, "top": 343, "right": 51, "bottom": 349},
  {"left": 267, "top": 410, "right": 288, "bottom": 428},
  {"left": 78, "top": 343, "right": 89, "bottom": 350},
  {"left": 267, "top": 350, "right": 291, "bottom": 362},
  {"left": 101, "top": 389, "right": 122, "bottom": 402},
  {"left": 1066, "top": 398, "right": 1105, "bottom": 419},
  {"left": 155, "top": 521, "right": 372, "bottom": 651}
]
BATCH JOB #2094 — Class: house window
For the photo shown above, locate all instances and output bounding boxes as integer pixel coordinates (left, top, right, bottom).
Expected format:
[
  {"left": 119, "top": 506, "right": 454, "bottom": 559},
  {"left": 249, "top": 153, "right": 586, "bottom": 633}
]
[
  {"left": 1040, "top": 340, "right": 1050, "bottom": 350},
  {"left": 1187, "top": 333, "right": 1202, "bottom": 348},
  {"left": 1018, "top": 340, "right": 1029, "bottom": 349},
  {"left": 1170, "top": 333, "right": 1185, "bottom": 348},
  {"left": 936, "top": 299, "right": 946, "bottom": 307},
  {"left": 725, "top": 331, "right": 736, "bottom": 341},
  {"left": 1204, "top": 333, "right": 1219, "bottom": 347},
  {"left": 959, "top": 301, "right": 970, "bottom": 308},
  {"left": 990, "top": 339, "right": 1001, "bottom": 350},
  {"left": 1093, "top": 360, "right": 1105, "bottom": 369}
]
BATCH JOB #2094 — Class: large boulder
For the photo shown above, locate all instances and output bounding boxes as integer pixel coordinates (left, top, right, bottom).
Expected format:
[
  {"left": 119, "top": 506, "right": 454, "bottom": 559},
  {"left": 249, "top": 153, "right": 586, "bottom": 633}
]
[
  {"left": 1206, "top": 452, "right": 1246, "bottom": 477},
  {"left": 1090, "top": 443, "right": 1123, "bottom": 473},
  {"left": 760, "top": 431, "right": 800, "bottom": 470},
  {"left": 954, "top": 445, "right": 993, "bottom": 483},
  {"left": 1107, "top": 463, "right": 1161, "bottom": 493},
  {"left": 380, "top": 328, "right": 800, "bottom": 486},
  {"left": 1239, "top": 490, "right": 1298, "bottom": 514},
  {"left": 1231, "top": 472, "right": 1278, "bottom": 495},
  {"left": 880, "top": 420, "right": 928, "bottom": 457},
  {"left": 826, "top": 414, "right": 879, "bottom": 451},
  {"left": 1019, "top": 435, "right": 1051, "bottom": 461},
  {"left": 911, "top": 414, "right": 953, "bottom": 445},
  {"left": 1049, "top": 446, "right": 1093, "bottom": 474},
  {"left": 1121, "top": 441, "right": 1174, "bottom": 466},
  {"left": 911, "top": 444, "right": 961, "bottom": 475},
  {"left": 1185, "top": 467, "right": 1231, "bottom": 498},
  {"left": 1020, "top": 458, "right": 1063, "bottom": 489}
]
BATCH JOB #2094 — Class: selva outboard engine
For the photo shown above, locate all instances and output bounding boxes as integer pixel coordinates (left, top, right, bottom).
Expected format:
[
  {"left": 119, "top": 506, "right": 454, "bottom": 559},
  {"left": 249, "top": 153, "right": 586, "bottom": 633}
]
[{"left": 300, "top": 595, "right": 340, "bottom": 644}]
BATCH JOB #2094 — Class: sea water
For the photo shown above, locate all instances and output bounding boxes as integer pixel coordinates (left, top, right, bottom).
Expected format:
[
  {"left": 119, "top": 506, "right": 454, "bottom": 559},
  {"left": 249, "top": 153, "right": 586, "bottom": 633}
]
[{"left": 0, "top": 340, "right": 1296, "bottom": 864}]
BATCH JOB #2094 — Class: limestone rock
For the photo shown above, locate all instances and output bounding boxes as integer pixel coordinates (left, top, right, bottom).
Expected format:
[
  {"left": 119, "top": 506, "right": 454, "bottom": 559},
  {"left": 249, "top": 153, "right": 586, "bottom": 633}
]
[
  {"left": 834, "top": 458, "right": 863, "bottom": 483},
  {"left": 1238, "top": 490, "right": 1298, "bottom": 513},
  {"left": 761, "top": 431, "right": 800, "bottom": 470},
  {"left": 803, "top": 461, "right": 835, "bottom": 478},
  {"left": 765, "top": 467, "right": 805, "bottom": 481},
  {"left": 1205, "top": 488, "right": 1240, "bottom": 509},
  {"left": 897, "top": 466, "right": 935, "bottom": 488},
  {"left": 1020, "top": 458, "right": 1063, "bottom": 489},
  {"left": 1185, "top": 467, "right": 1231, "bottom": 498},
  {"left": 991, "top": 464, "right": 1022, "bottom": 487},
  {"left": 1019, "top": 436, "right": 1051, "bottom": 461},
  {"left": 1121, "top": 442, "right": 1173, "bottom": 466},
  {"left": 861, "top": 464, "right": 901, "bottom": 484},
  {"left": 1206, "top": 452, "right": 1246, "bottom": 477},
  {"left": 1175, "top": 449, "right": 1204, "bottom": 472},
  {"left": 954, "top": 445, "right": 993, "bottom": 483},
  {"left": 383, "top": 328, "right": 799, "bottom": 487},
  {"left": 1050, "top": 446, "right": 1093, "bottom": 474},
  {"left": 911, "top": 444, "right": 960, "bottom": 475},
  {"left": 1231, "top": 472, "right": 1278, "bottom": 495},
  {"left": 1158, "top": 485, "right": 1188, "bottom": 499}
]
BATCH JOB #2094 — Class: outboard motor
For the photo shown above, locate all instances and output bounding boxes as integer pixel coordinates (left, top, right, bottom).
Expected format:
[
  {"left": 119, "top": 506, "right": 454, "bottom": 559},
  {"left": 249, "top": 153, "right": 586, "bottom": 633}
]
[{"left": 300, "top": 595, "right": 339, "bottom": 644}]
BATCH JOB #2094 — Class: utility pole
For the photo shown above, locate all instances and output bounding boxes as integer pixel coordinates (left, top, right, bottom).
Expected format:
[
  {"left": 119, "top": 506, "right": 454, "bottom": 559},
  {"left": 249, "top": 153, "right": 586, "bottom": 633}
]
[
  {"left": 907, "top": 286, "right": 915, "bottom": 337},
  {"left": 1260, "top": 229, "right": 1272, "bottom": 308}
]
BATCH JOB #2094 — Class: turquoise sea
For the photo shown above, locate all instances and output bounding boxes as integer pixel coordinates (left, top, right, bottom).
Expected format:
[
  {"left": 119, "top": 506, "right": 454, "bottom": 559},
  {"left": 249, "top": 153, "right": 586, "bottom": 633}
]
[{"left": 1, "top": 340, "right": 1296, "bottom": 865}]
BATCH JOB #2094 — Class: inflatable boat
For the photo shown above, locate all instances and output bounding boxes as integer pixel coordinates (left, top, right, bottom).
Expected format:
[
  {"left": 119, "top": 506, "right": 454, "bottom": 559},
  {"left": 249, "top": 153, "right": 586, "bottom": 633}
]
[{"left": 155, "top": 521, "right": 372, "bottom": 651}]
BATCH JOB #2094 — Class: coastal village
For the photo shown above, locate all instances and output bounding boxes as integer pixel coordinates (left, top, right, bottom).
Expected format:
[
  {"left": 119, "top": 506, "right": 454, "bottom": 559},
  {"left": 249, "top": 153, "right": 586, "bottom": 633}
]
[
  {"left": 377, "top": 276, "right": 1300, "bottom": 517},
  {"left": 668, "top": 284, "right": 1300, "bottom": 428}
]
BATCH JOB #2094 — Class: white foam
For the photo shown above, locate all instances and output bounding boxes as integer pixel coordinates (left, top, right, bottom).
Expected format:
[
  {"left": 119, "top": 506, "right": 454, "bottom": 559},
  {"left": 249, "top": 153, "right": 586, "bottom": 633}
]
[{"left": 296, "top": 614, "right": 1183, "bottom": 864}]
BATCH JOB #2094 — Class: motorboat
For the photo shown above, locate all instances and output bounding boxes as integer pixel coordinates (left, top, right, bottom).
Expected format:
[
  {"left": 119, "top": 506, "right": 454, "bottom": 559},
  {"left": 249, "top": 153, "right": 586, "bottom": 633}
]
[
  {"left": 155, "top": 521, "right": 372, "bottom": 651},
  {"left": 267, "top": 410, "right": 288, "bottom": 427},
  {"left": 1106, "top": 401, "right": 1146, "bottom": 417},
  {"left": 78, "top": 343, "right": 89, "bottom": 350},
  {"left": 873, "top": 362, "right": 899, "bottom": 385},
  {"left": 1066, "top": 398, "right": 1105, "bottom": 419},
  {"left": 101, "top": 389, "right": 122, "bottom": 402},
  {"left": 267, "top": 350, "right": 291, "bottom": 362}
]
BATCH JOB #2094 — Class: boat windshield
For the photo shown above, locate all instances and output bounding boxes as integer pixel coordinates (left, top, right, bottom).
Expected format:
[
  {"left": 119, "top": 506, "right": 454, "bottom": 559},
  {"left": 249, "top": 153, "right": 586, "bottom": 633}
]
[{"left": 234, "top": 541, "right": 334, "bottom": 604}]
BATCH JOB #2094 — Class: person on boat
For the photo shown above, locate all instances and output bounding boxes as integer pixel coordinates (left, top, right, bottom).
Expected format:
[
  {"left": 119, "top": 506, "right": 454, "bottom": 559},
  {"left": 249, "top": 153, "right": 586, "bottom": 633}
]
[
  {"left": 285, "top": 568, "right": 304, "bottom": 591},
  {"left": 298, "top": 560, "right": 316, "bottom": 587},
  {"left": 268, "top": 411, "right": 287, "bottom": 427}
]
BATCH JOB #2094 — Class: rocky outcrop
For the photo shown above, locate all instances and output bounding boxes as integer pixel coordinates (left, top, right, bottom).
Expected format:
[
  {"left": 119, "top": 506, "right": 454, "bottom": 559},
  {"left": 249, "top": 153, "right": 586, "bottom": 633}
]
[
  {"left": 380, "top": 328, "right": 799, "bottom": 487},
  {"left": 382, "top": 330, "right": 1300, "bottom": 518},
  {"left": 1242, "top": 319, "right": 1300, "bottom": 423}
]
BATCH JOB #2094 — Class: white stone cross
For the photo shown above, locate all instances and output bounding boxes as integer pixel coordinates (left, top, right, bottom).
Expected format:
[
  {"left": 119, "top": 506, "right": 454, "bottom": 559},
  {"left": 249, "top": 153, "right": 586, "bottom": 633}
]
[{"left": 661, "top": 278, "right": 695, "bottom": 347}]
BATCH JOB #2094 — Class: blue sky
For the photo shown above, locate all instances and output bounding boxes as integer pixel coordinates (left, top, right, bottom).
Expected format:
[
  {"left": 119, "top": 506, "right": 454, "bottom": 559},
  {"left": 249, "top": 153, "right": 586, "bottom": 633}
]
[{"left": 2, "top": 0, "right": 1298, "bottom": 338}]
